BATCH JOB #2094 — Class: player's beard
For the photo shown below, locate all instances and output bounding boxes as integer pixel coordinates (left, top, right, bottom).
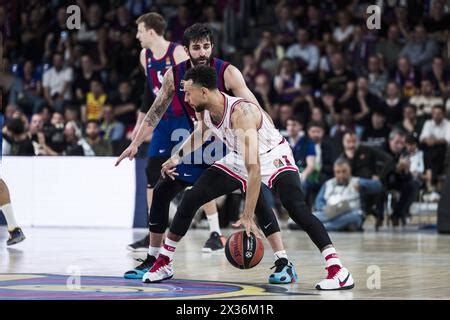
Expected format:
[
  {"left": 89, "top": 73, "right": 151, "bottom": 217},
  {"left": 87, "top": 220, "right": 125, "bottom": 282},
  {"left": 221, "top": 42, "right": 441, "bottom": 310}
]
[
  {"left": 194, "top": 103, "right": 207, "bottom": 112},
  {"left": 191, "top": 55, "right": 213, "bottom": 66}
]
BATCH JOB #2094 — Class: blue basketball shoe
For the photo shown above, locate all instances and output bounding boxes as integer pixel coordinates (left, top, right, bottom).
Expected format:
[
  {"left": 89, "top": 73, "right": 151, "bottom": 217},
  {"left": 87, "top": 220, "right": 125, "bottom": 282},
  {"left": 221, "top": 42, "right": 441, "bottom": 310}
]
[
  {"left": 124, "top": 254, "right": 156, "bottom": 279},
  {"left": 268, "top": 258, "right": 298, "bottom": 284}
]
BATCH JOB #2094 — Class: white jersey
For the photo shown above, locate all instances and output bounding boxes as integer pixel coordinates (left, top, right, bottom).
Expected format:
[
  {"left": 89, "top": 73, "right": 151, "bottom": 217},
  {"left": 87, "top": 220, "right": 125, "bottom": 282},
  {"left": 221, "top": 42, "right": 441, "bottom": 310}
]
[
  {"left": 204, "top": 92, "right": 298, "bottom": 190},
  {"left": 203, "top": 92, "right": 284, "bottom": 155}
]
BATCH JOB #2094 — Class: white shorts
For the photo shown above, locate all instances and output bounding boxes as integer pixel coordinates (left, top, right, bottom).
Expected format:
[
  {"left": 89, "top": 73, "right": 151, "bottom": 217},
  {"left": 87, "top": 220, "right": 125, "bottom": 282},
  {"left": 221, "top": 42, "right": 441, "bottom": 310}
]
[{"left": 212, "top": 141, "right": 298, "bottom": 191}]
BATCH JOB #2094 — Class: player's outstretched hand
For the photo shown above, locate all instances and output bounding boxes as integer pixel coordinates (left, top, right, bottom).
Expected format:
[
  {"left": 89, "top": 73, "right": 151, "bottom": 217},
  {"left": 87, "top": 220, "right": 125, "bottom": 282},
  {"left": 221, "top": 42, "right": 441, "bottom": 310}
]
[
  {"left": 232, "top": 214, "right": 262, "bottom": 238},
  {"left": 161, "top": 157, "right": 180, "bottom": 180},
  {"left": 115, "top": 144, "right": 138, "bottom": 166}
]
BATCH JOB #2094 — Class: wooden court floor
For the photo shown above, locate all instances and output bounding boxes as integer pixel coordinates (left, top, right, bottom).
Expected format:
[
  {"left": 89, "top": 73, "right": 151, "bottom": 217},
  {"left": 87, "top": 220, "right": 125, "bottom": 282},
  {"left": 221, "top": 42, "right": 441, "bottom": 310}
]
[{"left": 0, "top": 226, "right": 449, "bottom": 300}]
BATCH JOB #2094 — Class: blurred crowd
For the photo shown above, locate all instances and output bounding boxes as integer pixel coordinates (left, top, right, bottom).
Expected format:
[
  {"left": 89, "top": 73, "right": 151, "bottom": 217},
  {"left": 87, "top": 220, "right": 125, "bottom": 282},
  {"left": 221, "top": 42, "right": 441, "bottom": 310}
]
[{"left": 1, "top": 0, "right": 450, "bottom": 229}]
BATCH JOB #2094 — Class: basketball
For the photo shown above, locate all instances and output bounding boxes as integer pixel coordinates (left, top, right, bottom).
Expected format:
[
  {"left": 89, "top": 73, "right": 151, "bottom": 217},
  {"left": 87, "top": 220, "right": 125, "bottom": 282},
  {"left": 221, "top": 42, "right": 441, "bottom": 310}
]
[{"left": 225, "top": 231, "right": 264, "bottom": 269}]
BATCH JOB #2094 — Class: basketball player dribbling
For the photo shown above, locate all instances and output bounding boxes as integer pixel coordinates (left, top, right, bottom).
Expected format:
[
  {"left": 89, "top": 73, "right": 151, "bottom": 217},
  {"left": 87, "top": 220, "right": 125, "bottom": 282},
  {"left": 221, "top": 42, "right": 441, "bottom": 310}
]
[
  {"left": 117, "top": 24, "right": 301, "bottom": 284},
  {"left": 124, "top": 66, "right": 355, "bottom": 290},
  {"left": 126, "top": 13, "right": 223, "bottom": 258}
]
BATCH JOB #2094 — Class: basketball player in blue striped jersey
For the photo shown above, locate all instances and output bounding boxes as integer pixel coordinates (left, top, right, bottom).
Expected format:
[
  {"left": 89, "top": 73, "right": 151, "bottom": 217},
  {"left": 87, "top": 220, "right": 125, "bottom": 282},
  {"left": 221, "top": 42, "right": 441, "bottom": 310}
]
[
  {"left": 126, "top": 13, "right": 224, "bottom": 256},
  {"left": 118, "top": 24, "right": 300, "bottom": 284}
]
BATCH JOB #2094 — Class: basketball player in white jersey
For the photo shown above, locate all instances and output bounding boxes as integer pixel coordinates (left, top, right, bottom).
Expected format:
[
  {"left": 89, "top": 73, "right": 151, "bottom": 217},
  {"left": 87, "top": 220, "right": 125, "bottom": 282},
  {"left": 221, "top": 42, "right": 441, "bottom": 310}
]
[{"left": 150, "top": 66, "right": 354, "bottom": 290}]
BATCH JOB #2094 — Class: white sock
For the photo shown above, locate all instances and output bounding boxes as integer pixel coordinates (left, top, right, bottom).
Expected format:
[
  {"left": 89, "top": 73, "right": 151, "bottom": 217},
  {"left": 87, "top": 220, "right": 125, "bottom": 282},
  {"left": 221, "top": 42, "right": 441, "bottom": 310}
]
[
  {"left": 160, "top": 238, "right": 177, "bottom": 260},
  {"left": 274, "top": 250, "right": 288, "bottom": 261},
  {"left": 322, "top": 247, "right": 343, "bottom": 268},
  {"left": 148, "top": 246, "right": 160, "bottom": 258},
  {"left": 206, "top": 212, "right": 222, "bottom": 235},
  {"left": 1, "top": 203, "right": 19, "bottom": 231}
]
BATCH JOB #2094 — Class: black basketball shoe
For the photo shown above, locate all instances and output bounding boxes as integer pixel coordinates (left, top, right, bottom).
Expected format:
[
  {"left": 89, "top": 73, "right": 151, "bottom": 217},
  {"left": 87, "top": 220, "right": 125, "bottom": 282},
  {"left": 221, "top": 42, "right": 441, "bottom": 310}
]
[
  {"left": 7, "top": 227, "right": 26, "bottom": 246},
  {"left": 202, "top": 232, "right": 225, "bottom": 253},
  {"left": 124, "top": 254, "right": 157, "bottom": 279},
  {"left": 127, "top": 234, "right": 150, "bottom": 252}
]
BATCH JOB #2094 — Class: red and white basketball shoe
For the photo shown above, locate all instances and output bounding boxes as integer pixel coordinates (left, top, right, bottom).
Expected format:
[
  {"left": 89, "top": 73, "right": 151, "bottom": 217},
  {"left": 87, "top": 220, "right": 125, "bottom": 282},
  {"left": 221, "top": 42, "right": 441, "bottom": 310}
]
[
  {"left": 315, "top": 265, "right": 354, "bottom": 290},
  {"left": 142, "top": 254, "right": 173, "bottom": 283}
]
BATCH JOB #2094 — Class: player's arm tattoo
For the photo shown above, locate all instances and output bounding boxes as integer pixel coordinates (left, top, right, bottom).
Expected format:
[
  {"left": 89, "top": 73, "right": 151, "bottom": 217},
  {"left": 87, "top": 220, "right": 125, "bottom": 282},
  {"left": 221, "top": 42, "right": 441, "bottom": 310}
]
[{"left": 143, "top": 71, "right": 175, "bottom": 128}]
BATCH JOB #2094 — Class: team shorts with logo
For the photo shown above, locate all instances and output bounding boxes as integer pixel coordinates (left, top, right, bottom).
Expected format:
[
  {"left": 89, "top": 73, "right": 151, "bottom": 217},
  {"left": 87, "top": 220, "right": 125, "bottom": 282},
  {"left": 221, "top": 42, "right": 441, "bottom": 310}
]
[{"left": 212, "top": 141, "right": 298, "bottom": 191}]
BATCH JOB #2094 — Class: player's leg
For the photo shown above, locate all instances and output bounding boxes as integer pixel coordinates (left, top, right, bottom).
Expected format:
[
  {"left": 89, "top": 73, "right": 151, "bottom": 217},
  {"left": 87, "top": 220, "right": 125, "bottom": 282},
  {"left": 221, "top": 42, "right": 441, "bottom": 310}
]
[
  {"left": 0, "top": 179, "right": 25, "bottom": 245},
  {"left": 124, "top": 177, "right": 189, "bottom": 279},
  {"left": 253, "top": 188, "right": 299, "bottom": 284},
  {"left": 202, "top": 200, "right": 226, "bottom": 253},
  {"left": 272, "top": 171, "right": 354, "bottom": 290},
  {"left": 127, "top": 156, "right": 168, "bottom": 252},
  {"left": 143, "top": 166, "right": 242, "bottom": 283}
]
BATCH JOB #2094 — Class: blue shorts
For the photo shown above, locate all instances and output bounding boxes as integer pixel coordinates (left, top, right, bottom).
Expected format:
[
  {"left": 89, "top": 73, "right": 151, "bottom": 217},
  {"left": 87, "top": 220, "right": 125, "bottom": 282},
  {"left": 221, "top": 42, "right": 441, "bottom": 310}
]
[{"left": 147, "top": 116, "right": 227, "bottom": 185}]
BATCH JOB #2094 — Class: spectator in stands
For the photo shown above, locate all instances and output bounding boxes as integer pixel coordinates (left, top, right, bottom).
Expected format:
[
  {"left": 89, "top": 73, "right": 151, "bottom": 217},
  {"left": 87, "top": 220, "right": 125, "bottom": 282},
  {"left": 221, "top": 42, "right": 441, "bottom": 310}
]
[
  {"left": 76, "top": 3, "right": 107, "bottom": 69},
  {"left": 285, "top": 28, "right": 320, "bottom": 73},
  {"left": 254, "top": 30, "right": 284, "bottom": 74},
  {"left": 405, "top": 134, "right": 425, "bottom": 182},
  {"left": 409, "top": 79, "right": 445, "bottom": 119},
  {"left": 425, "top": 56, "right": 450, "bottom": 98},
  {"left": 64, "top": 105, "right": 81, "bottom": 124},
  {"left": 390, "top": 56, "right": 421, "bottom": 97},
  {"left": 341, "top": 131, "right": 393, "bottom": 182},
  {"left": 81, "top": 79, "right": 107, "bottom": 122},
  {"left": 385, "top": 129, "right": 421, "bottom": 227},
  {"left": 109, "top": 80, "right": 138, "bottom": 132},
  {"left": 63, "top": 121, "right": 89, "bottom": 156},
  {"left": 273, "top": 5, "right": 296, "bottom": 47},
  {"left": 399, "top": 24, "right": 438, "bottom": 71},
  {"left": 397, "top": 103, "right": 424, "bottom": 138},
  {"left": 242, "top": 53, "right": 264, "bottom": 91},
  {"left": 73, "top": 54, "right": 102, "bottom": 103},
  {"left": 285, "top": 117, "right": 316, "bottom": 182},
  {"left": 423, "top": 1, "right": 450, "bottom": 46},
  {"left": 18, "top": 60, "right": 45, "bottom": 116},
  {"left": 375, "top": 24, "right": 404, "bottom": 71},
  {"left": 254, "top": 73, "right": 277, "bottom": 119},
  {"left": 313, "top": 158, "right": 382, "bottom": 231},
  {"left": 346, "top": 25, "right": 377, "bottom": 77},
  {"left": 42, "top": 52, "right": 73, "bottom": 113},
  {"left": 332, "top": 11, "right": 354, "bottom": 46},
  {"left": 351, "top": 76, "right": 382, "bottom": 121},
  {"left": 302, "top": 4, "right": 331, "bottom": 43},
  {"left": 419, "top": 104, "right": 450, "bottom": 188},
  {"left": 273, "top": 58, "right": 302, "bottom": 104},
  {"left": 303, "top": 121, "right": 337, "bottom": 203},
  {"left": 383, "top": 81, "right": 406, "bottom": 128},
  {"left": 84, "top": 120, "right": 113, "bottom": 156},
  {"left": 100, "top": 104, "right": 125, "bottom": 142},
  {"left": 110, "top": 30, "right": 140, "bottom": 81},
  {"left": 361, "top": 109, "right": 389, "bottom": 150},
  {"left": 167, "top": 4, "right": 192, "bottom": 43},
  {"left": 366, "top": 55, "right": 388, "bottom": 97},
  {"left": 275, "top": 103, "right": 294, "bottom": 131},
  {"left": 2, "top": 118, "right": 34, "bottom": 156},
  {"left": 330, "top": 107, "right": 364, "bottom": 141},
  {"left": 321, "top": 52, "right": 356, "bottom": 108}
]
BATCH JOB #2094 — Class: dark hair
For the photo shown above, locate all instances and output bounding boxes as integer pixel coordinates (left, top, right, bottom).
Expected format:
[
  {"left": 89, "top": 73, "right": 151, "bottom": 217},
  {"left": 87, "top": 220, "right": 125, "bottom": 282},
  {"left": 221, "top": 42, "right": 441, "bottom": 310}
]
[
  {"left": 6, "top": 118, "right": 25, "bottom": 135},
  {"left": 307, "top": 121, "right": 325, "bottom": 130},
  {"left": 334, "top": 157, "right": 351, "bottom": 168},
  {"left": 182, "top": 23, "right": 215, "bottom": 48},
  {"left": 432, "top": 104, "right": 445, "bottom": 113},
  {"left": 405, "top": 134, "right": 418, "bottom": 145},
  {"left": 184, "top": 65, "right": 217, "bottom": 90},
  {"left": 136, "top": 12, "right": 166, "bottom": 36},
  {"left": 286, "top": 116, "right": 303, "bottom": 125},
  {"left": 86, "top": 119, "right": 100, "bottom": 127}
]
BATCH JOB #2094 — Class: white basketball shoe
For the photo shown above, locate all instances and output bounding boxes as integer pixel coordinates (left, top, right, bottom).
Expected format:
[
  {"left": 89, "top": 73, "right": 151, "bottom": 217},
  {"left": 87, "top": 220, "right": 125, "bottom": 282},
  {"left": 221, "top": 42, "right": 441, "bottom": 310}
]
[
  {"left": 316, "top": 265, "right": 354, "bottom": 290},
  {"left": 142, "top": 254, "right": 174, "bottom": 283}
]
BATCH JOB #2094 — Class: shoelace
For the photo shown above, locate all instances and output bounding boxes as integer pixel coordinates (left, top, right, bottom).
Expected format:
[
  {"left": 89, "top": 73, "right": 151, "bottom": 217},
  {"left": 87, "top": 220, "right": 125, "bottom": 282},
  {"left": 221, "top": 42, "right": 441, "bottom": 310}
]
[
  {"left": 134, "top": 256, "right": 155, "bottom": 270},
  {"left": 149, "top": 257, "right": 170, "bottom": 273},
  {"left": 270, "top": 259, "right": 289, "bottom": 273},
  {"left": 326, "top": 265, "right": 342, "bottom": 279}
]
